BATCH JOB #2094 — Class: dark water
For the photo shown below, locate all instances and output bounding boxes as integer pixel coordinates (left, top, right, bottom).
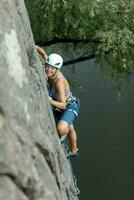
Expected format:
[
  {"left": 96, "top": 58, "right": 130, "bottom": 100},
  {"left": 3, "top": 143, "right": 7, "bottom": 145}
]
[{"left": 62, "top": 58, "right": 134, "bottom": 200}]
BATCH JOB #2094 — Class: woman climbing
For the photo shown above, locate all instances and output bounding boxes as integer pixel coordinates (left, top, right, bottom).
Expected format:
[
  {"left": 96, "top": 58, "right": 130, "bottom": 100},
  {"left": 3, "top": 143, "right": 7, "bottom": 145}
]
[{"left": 36, "top": 46, "right": 80, "bottom": 158}]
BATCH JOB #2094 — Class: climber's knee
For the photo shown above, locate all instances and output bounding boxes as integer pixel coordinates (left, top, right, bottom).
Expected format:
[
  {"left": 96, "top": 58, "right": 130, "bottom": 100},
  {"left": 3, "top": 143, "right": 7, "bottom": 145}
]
[{"left": 57, "top": 120, "right": 69, "bottom": 135}]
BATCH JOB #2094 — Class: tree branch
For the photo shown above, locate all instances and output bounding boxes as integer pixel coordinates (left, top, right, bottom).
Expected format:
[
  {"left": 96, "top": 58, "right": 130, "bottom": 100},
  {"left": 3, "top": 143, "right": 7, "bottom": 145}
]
[
  {"left": 37, "top": 37, "right": 100, "bottom": 46},
  {"left": 63, "top": 53, "right": 95, "bottom": 66}
]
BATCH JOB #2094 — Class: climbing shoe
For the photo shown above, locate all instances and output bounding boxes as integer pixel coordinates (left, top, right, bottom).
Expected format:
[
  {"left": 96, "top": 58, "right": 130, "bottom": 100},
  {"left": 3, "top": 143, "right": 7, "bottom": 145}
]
[
  {"left": 66, "top": 150, "right": 79, "bottom": 159},
  {"left": 60, "top": 134, "right": 67, "bottom": 144}
]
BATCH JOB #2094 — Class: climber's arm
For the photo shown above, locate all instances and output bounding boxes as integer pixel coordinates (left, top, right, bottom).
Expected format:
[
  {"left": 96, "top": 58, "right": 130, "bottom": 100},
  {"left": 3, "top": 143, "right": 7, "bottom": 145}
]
[{"left": 36, "top": 45, "right": 48, "bottom": 60}]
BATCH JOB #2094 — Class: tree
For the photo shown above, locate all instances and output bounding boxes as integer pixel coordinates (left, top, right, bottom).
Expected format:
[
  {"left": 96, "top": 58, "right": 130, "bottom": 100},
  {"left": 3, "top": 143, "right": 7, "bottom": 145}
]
[{"left": 25, "top": 0, "right": 134, "bottom": 76}]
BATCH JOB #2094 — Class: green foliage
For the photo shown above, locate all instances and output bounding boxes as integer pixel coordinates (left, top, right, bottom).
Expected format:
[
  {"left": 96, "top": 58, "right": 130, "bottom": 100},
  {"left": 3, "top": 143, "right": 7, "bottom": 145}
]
[
  {"left": 95, "top": 0, "right": 134, "bottom": 73},
  {"left": 25, "top": 0, "right": 99, "bottom": 41},
  {"left": 25, "top": 0, "right": 134, "bottom": 77},
  {"left": 25, "top": 0, "right": 55, "bottom": 41}
]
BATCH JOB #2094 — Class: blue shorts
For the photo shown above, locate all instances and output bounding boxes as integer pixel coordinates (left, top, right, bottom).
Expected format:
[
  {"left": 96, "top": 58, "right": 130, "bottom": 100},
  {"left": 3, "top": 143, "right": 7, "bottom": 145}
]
[{"left": 53, "top": 99, "right": 80, "bottom": 125}]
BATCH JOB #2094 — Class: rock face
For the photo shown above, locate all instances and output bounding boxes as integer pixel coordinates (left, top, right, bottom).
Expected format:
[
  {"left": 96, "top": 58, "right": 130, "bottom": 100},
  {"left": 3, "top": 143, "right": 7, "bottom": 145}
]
[{"left": 0, "top": 0, "right": 78, "bottom": 199}]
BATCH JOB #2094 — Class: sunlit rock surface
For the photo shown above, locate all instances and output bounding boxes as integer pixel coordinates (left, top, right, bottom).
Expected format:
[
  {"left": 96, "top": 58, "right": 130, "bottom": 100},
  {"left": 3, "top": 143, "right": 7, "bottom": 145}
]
[{"left": 0, "top": 0, "right": 78, "bottom": 199}]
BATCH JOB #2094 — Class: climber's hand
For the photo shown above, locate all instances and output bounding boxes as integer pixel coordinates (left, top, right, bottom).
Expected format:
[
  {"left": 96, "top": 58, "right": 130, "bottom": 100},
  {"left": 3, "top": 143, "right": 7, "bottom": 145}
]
[{"left": 48, "top": 96, "right": 53, "bottom": 104}]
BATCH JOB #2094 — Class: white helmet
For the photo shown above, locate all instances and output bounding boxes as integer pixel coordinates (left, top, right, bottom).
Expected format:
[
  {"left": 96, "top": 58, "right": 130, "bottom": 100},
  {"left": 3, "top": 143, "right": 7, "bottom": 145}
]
[{"left": 46, "top": 53, "right": 63, "bottom": 69}]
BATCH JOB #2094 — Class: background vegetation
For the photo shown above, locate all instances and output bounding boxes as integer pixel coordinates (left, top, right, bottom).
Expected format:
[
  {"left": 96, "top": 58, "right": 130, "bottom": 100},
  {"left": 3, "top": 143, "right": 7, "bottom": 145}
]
[{"left": 25, "top": 0, "right": 134, "bottom": 77}]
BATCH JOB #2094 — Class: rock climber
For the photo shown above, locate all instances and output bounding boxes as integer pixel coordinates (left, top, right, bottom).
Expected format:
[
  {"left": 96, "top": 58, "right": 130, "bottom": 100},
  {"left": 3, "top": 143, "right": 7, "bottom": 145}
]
[{"left": 36, "top": 46, "right": 80, "bottom": 158}]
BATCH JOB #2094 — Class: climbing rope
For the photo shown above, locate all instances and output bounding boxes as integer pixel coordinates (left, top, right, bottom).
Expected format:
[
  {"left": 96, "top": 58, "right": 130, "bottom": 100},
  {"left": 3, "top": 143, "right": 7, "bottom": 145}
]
[{"left": 64, "top": 143, "right": 80, "bottom": 198}]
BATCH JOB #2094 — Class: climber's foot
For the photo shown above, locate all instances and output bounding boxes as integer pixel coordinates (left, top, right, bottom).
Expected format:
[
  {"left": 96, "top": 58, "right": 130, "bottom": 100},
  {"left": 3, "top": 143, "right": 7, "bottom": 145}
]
[
  {"left": 66, "top": 150, "right": 79, "bottom": 159},
  {"left": 60, "top": 134, "right": 67, "bottom": 144}
]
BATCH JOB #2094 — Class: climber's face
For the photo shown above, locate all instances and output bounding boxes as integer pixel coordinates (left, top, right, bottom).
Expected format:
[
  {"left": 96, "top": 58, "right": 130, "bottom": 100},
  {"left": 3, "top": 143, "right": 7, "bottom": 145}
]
[{"left": 44, "top": 64, "right": 57, "bottom": 77}]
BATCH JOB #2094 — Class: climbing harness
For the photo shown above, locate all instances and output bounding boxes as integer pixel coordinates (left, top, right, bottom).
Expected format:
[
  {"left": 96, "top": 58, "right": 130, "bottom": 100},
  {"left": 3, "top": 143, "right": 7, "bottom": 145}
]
[
  {"left": 67, "top": 95, "right": 80, "bottom": 104},
  {"left": 66, "top": 95, "right": 80, "bottom": 117}
]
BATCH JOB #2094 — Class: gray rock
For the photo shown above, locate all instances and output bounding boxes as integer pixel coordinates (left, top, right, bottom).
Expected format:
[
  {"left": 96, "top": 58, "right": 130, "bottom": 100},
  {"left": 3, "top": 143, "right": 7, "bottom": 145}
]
[
  {"left": 0, "top": 176, "right": 28, "bottom": 200},
  {"left": 0, "top": 0, "right": 78, "bottom": 199}
]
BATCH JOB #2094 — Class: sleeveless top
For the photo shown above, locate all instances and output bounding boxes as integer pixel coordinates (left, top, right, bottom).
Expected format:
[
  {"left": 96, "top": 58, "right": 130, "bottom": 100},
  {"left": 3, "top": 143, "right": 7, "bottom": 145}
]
[{"left": 48, "top": 72, "right": 72, "bottom": 101}]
